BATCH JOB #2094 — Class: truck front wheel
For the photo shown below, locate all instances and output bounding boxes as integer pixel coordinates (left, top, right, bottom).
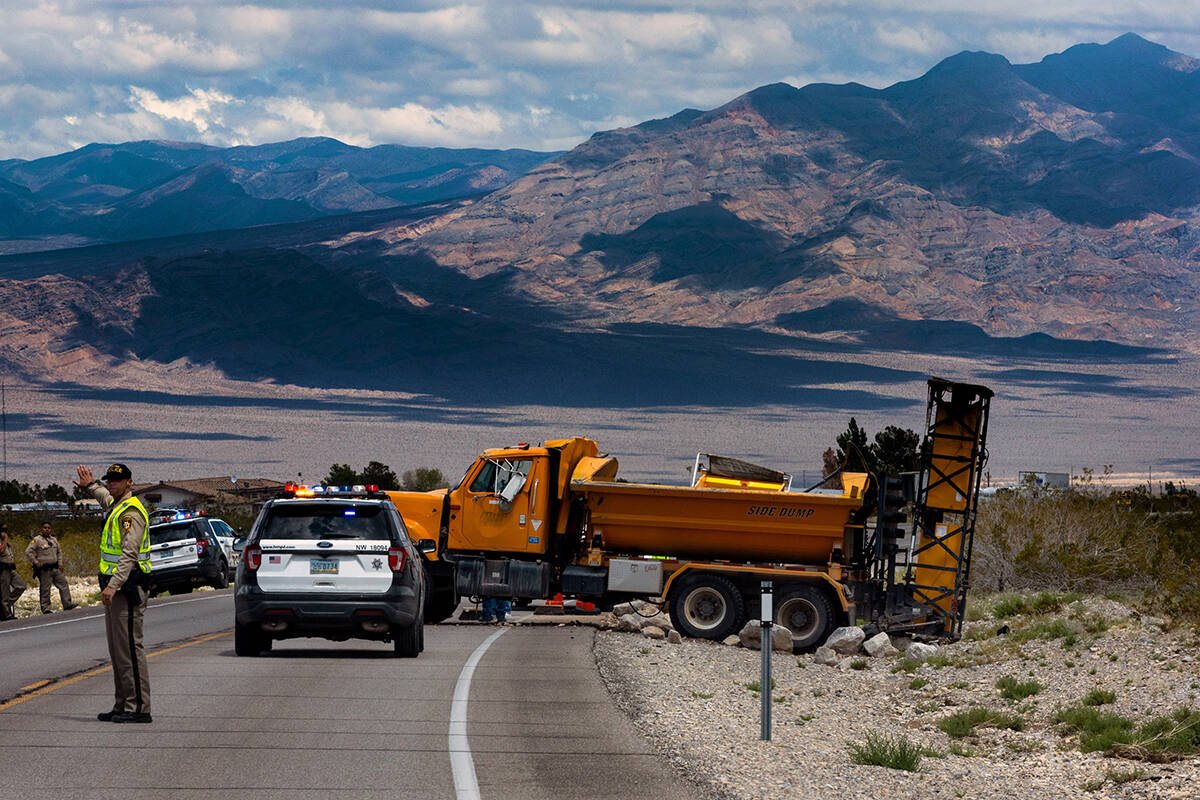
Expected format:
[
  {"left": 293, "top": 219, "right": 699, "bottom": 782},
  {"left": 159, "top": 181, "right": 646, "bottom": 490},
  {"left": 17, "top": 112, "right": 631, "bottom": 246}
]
[
  {"left": 775, "top": 584, "right": 834, "bottom": 653},
  {"left": 669, "top": 574, "right": 745, "bottom": 640}
]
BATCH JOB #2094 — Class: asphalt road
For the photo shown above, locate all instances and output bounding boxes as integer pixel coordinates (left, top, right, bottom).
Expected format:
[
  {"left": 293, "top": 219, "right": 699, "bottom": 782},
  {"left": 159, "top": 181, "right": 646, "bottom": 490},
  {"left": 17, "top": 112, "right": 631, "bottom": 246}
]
[
  {"left": 0, "top": 600, "right": 708, "bottom": 800},
  {"left": 0, "top": 589, "right": 235, "bottom": 701}
]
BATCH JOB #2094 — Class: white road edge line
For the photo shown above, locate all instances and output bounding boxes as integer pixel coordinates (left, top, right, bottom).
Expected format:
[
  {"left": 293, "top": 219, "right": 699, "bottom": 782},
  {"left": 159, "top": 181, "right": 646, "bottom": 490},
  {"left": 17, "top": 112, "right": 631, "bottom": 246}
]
[
  {"left": 450, "top": 628, "right": 506, "bottom": 800},
  {"left": 0, "top": 592, "right": 230, "bottom": 636}
]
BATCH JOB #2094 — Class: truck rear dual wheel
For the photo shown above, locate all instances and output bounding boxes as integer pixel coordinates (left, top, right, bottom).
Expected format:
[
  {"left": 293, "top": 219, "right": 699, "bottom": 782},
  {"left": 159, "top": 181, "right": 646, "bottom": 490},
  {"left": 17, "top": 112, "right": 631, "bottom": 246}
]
[
  {"left": 775, "top": 584, "right": 834, "bottom": 653},
  {"left": 669, "top": 574, "right": 746, "bottom": 640}
]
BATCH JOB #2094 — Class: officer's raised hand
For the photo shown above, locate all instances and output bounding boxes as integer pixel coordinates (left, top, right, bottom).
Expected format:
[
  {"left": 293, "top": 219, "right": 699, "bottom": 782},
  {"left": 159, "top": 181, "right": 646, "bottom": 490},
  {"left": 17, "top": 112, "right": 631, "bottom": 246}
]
[{"left": 74, "top": 465, "right": 95, "bottom": 489}]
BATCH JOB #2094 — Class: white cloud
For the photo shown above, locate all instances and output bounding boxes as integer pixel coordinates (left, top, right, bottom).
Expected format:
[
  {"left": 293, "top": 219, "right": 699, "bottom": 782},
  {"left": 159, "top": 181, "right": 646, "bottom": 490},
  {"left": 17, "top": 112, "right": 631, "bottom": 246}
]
[
  {"left": 365, "top": 6, "right": 488, "bottom": 39},
  {"left": 875, "top": 23, "right": 952, "bottom": 55},
  {"left": 445, "top": 77, "right": 504, "bottom": 97},
  {"left": 1, "top": 1, "right": 1199, "bottom": 158},
  {"left": 73, "top": 18, "right": 256, "bottom": 74},
  {"left": 129, "top": 86, "right": 238, "bottom": 134}
]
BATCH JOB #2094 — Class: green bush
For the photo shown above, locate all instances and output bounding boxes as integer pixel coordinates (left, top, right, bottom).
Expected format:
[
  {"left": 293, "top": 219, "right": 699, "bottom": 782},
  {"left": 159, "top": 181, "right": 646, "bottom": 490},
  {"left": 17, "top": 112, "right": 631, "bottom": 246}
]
[
  {"left": 909, "top": 677, "right": 929, "bottom": 690},
  {"left": 996, "top": 676, "right": 1043, "bottom": 701},
  {"left": 1053, "top": 705, "right": 1135, "bottom": 752},
  {"left": 993, "top": 595, "right": 1028, "bottom": 618},
  {"left": 848, "top": 731, "right": 926, "bottom": 771},
  {"left": 937, "top": 706, "right": 1024, "bottom": 739},
  {"left": 1010, "top": 618, "right": 1077, "bottom": 644},
  {"left": 1127, "top": 708, "right": 1200, "bottom": 757},
  {"left": 1082, "top": 689, "right": 1117, "bottom": 706},
  {"left": 1055, "top": 704, "right": 1200, "bottom": 758},
  {"left": 972, "top": 480, "right": 1200, "bottom": 623}
]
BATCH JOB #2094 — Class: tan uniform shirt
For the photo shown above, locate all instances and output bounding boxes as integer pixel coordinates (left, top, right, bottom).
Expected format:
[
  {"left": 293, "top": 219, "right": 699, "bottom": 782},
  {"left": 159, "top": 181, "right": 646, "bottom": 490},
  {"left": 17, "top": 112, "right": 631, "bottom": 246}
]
[
  {"left": 89, "top": 484, "right": 147, "bottom": 591},
  {"left": 25, "top": 534, "right": 61, "bottom": 567},
  {"left": 0, "top": 539, "right": 15, "bottom": 566}
]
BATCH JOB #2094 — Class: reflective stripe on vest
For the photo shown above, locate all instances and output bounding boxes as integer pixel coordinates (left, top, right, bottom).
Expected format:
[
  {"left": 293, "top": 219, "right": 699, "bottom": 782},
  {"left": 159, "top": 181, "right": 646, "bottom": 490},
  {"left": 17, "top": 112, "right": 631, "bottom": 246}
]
[{"left": 98, "top": 495, "right": 151, "bottom": 575}]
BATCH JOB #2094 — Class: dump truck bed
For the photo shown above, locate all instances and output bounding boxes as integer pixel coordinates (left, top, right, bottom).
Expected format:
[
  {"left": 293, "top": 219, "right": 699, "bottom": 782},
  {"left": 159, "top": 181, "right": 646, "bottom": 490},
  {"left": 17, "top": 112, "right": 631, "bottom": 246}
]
[{"left": 573, "top": 475, "right": 868, "bottom": 563}]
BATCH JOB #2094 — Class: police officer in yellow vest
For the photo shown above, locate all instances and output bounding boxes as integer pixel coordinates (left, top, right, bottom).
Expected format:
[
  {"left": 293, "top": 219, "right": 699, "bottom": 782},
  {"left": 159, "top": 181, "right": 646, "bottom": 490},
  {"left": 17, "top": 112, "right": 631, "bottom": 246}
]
[{"left": 74, "top": 462, "right": 152, "bottom": 723}]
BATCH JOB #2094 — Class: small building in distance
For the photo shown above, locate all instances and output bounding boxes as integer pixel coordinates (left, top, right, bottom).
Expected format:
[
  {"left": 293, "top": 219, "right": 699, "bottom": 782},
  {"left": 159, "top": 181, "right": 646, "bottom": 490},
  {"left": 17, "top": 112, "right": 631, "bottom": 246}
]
[
  {"left": 1018, "top": 471, "right": 1071, "bottom": 489},
  {"left": 133, "top": 476, "right": 286, "bottom": 512}
]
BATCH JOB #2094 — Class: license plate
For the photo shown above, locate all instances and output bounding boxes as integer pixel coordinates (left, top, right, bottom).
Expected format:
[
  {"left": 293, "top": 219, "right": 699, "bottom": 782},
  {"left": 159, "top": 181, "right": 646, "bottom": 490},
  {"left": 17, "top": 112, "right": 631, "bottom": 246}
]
[{"left": 310, "top": 558, "right": 339, "bottom": 575}]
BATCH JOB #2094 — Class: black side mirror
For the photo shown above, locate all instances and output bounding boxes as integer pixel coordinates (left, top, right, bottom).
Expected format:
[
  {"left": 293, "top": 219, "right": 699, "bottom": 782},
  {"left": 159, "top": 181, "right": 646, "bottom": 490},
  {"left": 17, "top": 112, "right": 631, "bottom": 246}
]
[{"left": 416, "top": 539, "right": 437, "bottom": 553}]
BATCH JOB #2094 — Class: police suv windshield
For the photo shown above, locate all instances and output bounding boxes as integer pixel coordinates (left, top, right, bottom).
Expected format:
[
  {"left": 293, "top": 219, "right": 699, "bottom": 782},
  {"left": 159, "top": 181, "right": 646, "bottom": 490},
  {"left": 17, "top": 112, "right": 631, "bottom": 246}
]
[
  {"left": 149, "top": 521, "right": 204, "bottom": 545},
  {"left": 259, "top": 503, "right": 393, "bottom": 540}
]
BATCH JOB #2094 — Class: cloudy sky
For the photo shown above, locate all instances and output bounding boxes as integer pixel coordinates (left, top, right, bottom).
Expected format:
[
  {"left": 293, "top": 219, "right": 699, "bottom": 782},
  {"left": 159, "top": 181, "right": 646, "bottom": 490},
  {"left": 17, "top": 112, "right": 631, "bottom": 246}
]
[{"left": 1, "top": 1, "right": 1198, "bottom": 160}]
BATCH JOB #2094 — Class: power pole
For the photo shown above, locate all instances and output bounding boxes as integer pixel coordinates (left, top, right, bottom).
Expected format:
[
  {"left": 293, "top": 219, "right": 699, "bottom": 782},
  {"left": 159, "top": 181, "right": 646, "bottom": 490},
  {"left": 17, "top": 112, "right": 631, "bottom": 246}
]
[{"left": 2, "top": 378, "right": 6, "bottom": 482}]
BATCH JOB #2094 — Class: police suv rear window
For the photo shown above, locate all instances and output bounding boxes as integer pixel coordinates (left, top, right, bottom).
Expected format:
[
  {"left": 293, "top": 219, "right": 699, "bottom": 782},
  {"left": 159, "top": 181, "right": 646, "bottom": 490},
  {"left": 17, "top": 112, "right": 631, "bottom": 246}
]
[
  {"left": 150, "top": 521, "right": 202, "bottom": 545},
  {"left": 260, "top": 504, "right": 392, "bottom": 540}
]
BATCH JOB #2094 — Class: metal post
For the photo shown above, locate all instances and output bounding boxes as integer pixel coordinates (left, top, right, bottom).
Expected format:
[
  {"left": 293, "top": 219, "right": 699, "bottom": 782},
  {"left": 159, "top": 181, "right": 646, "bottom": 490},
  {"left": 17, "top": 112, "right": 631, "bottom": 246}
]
[{"left": 760, "top": 580, "right": 773, "bottom": 741}]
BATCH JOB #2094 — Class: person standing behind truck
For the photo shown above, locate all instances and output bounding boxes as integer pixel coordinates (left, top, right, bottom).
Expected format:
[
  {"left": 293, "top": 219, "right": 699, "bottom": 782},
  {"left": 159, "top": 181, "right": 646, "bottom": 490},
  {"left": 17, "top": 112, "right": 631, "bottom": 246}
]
[
  {"left": 75, "top": 463, "right": 153, "bottom": 723},
  {"left": 0, "top": 523, "right": 28, "bottom": 619},
  {"left": 25, "top": 521, "right": 76, "bottom": 614}
]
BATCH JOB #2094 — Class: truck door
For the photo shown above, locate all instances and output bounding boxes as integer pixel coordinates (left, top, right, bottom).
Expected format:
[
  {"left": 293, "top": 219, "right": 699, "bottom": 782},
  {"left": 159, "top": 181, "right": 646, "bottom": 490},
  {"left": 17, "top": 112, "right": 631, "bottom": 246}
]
[{"left": 456, "top": 456, "right": 548, "bottom": 553}]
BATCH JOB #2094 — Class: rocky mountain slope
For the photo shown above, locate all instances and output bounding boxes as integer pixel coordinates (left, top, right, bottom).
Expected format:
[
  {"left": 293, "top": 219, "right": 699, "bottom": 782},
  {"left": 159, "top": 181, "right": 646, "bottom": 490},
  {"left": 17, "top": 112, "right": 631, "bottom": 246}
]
[
  {"left": 377, "top": 33, "right": 1200, "bottom": 351},
  {"left": 0, "top": 33, "right": 1194, "bottom": 398}
]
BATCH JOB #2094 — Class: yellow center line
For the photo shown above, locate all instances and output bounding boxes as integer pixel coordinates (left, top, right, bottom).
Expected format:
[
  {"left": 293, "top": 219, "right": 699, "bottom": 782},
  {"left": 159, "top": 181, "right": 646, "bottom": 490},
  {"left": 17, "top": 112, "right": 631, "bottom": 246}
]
[{"left": 0, "top": 629, "right": 232, "bottom": 712}]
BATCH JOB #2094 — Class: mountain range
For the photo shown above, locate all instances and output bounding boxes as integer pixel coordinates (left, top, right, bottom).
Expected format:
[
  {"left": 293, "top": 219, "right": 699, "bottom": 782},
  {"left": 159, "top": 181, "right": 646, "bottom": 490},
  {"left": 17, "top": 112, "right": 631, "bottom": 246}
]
[
  {"left": 0, "top": 138, "right": 557, "bottom": 251},
  {"left": 0, "top": 32, "right": 1195, "bottom": 403}
]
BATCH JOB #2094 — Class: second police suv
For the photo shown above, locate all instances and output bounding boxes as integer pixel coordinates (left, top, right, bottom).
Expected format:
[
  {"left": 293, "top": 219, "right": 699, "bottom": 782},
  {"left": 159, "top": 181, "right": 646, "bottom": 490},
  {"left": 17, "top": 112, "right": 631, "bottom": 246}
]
[{"left": 233, "top": 483, "right": 427, "bottom": 657}]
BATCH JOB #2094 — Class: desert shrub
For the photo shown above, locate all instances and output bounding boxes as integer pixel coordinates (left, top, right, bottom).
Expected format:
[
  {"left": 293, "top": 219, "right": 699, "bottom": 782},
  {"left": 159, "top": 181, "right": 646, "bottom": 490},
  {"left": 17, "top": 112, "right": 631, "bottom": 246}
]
[
  {"left": 1010, "top": 618, "right": 1077, "bottom": 644},
  {"left": 1053, "top": 705, "right": 1135, "bottom": 752},
  {"left": 848, "top": 731, "right": 926, "bottom": 771},
  {"left": 973, "top": 486, "right": 1146, "bottom": 593},
  {"left": 973, "top": 479, "right": 1200, "bottom": 625},
  {"left": 1121, "top": 708, "right": 1200, "bottom": 759},
  {"left": 1055, "top": 705, "right": 1200, "bottom": 759},
  {"left": 992, "top": 594, "right": 1028, "bottom": 618},
  {"left": 1083, "top": 689, "right": 1117, "bottom": 706},
  {"left": 909, "top": 677, "right": 929, "bottom": 690},
  {"left": 996, "top": 676, "right": 1043, "bottom": 701},
  {"left": 938, "top": 706, "right": 1024, "bottom": 738},
  {"left": 1105, "top": 767, "right": 1145, "bottom": 784}
]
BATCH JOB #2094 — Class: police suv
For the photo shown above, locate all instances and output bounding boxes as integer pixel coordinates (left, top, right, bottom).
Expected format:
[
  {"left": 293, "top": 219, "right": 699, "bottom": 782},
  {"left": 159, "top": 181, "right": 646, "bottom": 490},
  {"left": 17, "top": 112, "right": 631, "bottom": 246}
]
[
  {"left": 233, "top": 484, "right": 425, "bottom": 657},
  {"left": 146, "top": 512, "right": 233, "bottom": 595}
]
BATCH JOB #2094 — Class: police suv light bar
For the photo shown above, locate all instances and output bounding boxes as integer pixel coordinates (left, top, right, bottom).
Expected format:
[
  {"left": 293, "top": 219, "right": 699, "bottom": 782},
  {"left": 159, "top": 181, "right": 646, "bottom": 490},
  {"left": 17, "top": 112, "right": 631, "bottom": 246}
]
[{"left": 282, "top": 484, "right": 382, "bottom": 498}]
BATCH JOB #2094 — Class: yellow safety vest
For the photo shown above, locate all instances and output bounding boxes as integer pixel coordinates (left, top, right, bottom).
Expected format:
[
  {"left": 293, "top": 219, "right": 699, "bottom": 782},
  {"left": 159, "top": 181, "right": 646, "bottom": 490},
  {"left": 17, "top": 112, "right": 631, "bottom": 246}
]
[{"left": 99, "top": 495, "right": 151, "bottom": 576}]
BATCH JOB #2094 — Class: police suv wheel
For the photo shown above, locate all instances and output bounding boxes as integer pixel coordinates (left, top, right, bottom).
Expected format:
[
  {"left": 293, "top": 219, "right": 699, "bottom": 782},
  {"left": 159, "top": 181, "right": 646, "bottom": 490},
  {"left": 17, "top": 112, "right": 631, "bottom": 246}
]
[{"left": 235, "top": 622, "right": 265, "bottom": 656}]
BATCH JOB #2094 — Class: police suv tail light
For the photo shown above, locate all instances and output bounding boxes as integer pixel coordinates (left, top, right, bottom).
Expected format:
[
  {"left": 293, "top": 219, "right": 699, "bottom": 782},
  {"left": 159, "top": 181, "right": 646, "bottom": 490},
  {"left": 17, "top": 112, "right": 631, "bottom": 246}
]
[
  {"left": 244, "top": 545, "right": 262, "bottom": 571},
  {"left": 195, "top": 538, "right": 207, "bottom": 556},
  {"left": 388, "top": 546, "right": 407, "bottom": 573}
]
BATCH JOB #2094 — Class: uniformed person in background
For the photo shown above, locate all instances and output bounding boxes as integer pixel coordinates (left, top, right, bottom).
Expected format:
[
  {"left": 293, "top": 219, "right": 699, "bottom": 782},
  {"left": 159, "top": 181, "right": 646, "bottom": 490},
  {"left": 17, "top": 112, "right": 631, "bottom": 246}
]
[
  {"left": 75, "top": 463, "right": 153, "bottom": 723},
  {"left": 0, "top": 523, "right": 28, "bottom": 619},
  {"left": 24, "top": 521, "right": 77, "bottom": 614}
]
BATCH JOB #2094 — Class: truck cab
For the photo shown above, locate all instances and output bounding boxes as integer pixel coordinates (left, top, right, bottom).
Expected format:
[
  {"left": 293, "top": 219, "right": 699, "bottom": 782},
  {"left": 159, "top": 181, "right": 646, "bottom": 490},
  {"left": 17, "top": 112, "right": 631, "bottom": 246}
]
[{"left": 387, "top": 438, "right": 598, "bottom": 621}]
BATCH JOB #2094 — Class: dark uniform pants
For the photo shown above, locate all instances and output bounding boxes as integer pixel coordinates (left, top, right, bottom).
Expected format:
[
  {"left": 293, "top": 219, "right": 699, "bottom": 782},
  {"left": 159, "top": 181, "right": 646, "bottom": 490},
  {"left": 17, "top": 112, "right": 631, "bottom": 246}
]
[
  {"left": 35, "top": 566, "right": 72, "bottom": 613},
  {"left": 104, "top": 585, "right": 150, "bottom": 714},
  {"left": 0, "top": 565, "right": 26, "bottom": 618}
]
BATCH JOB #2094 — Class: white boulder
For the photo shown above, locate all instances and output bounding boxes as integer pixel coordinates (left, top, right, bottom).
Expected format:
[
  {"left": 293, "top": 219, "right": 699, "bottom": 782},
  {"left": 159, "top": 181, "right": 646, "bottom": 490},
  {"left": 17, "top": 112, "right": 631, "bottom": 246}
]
[
  {"left": 906, "top": 642, "right": 940, "bottom": 662},
  {"left": 863, "top": 631, "right": 899, "bottom": 658},
  {"left": 824, "top": 626, "right": 866, "bottom": 655},
  {"left": 814, "top": 646, "right": 840, "bottom": 666},
  {"left": 738, "top": 621, "right": 794, "bottom": 652}
]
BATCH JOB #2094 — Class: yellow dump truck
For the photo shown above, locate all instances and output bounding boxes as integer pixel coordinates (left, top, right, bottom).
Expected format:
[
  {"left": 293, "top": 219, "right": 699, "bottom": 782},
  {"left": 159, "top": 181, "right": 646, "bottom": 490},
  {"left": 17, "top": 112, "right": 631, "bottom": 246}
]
[{"left": 389, "top": 378, "right": 993, "bottom": 649}]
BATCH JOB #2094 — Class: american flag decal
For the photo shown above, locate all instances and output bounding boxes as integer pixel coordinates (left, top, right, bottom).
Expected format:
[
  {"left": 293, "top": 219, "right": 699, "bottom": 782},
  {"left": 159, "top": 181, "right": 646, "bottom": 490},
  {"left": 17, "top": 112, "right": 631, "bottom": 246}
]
[{"left": 268, "top": 555, "right": 281, "bottom": 564}]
